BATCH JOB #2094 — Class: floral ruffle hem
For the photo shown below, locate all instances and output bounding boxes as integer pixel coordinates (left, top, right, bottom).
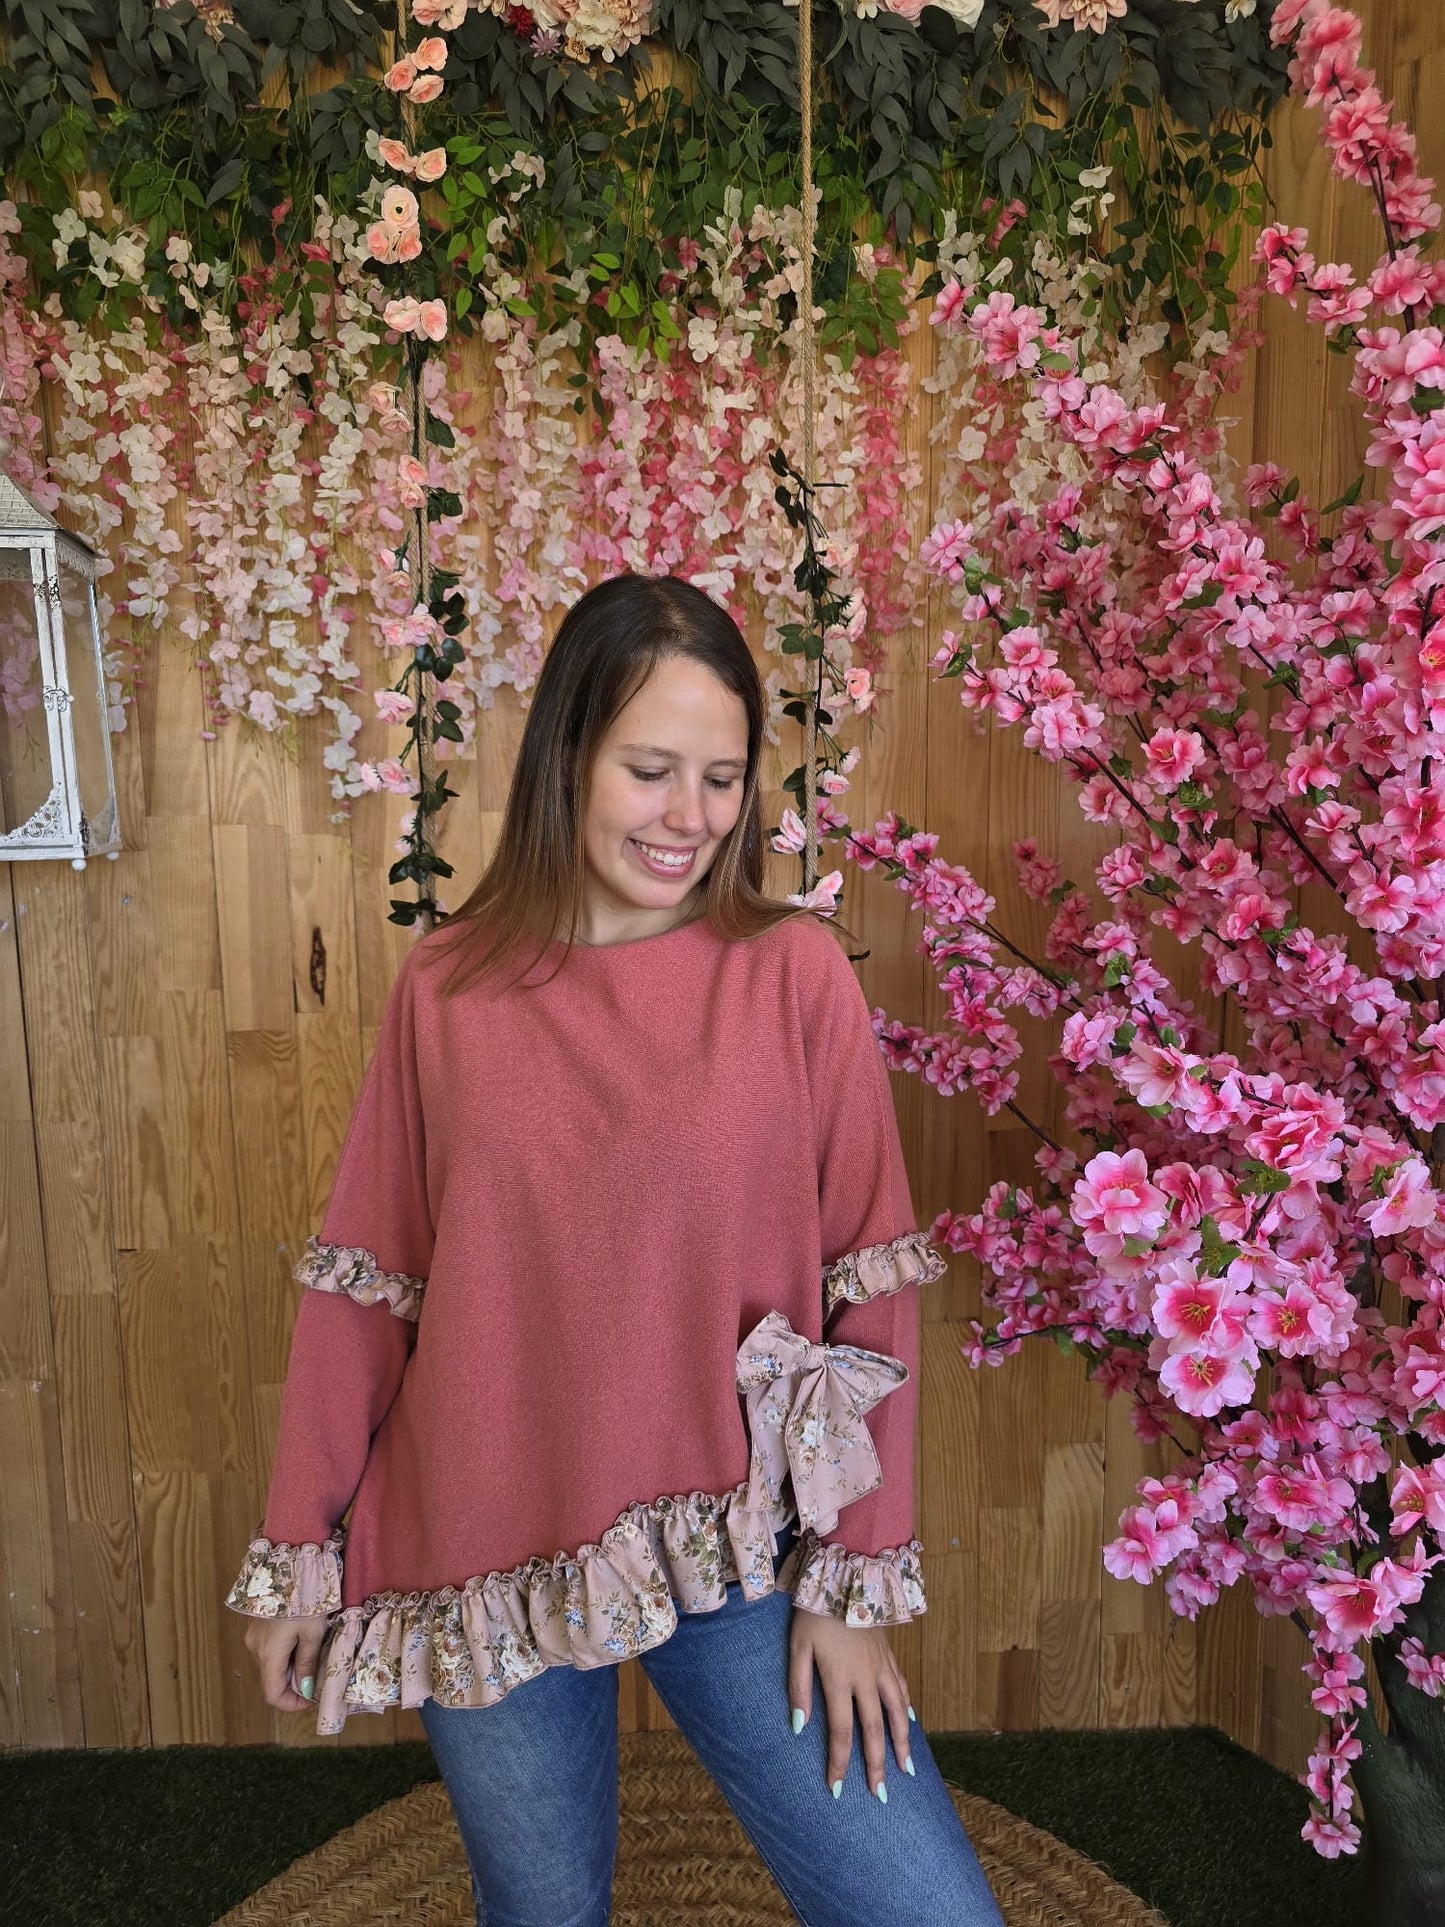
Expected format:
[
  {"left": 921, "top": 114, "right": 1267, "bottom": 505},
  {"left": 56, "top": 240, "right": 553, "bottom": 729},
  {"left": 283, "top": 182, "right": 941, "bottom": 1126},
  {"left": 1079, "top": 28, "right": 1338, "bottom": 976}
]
[{"left": 227, "top": 1235, "right": 945, "bottom": 1732}]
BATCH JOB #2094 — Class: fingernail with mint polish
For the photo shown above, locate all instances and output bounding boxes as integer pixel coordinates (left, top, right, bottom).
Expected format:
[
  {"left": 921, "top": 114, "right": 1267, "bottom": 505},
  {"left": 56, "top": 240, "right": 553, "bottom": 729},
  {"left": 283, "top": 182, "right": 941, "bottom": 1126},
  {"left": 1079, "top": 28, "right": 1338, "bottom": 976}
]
[
  {"left": 875, "top": 1783, "right": 888, "bottom": 1805},
  {"left": 904, "top": 1757, "right": 916, "bottom": 1777},
  {"left": 907, "top": 1704, "right": 917, "bottom": 1723},
  {"left": 791, "top": 1707, "right": 805, "bottom": 1736},
  {"left": 831, "top": 1779, "right": 843, "bottom": 1799},
  {"left": 300, "top": 1677, "right": 315, "bottom": 1701}
]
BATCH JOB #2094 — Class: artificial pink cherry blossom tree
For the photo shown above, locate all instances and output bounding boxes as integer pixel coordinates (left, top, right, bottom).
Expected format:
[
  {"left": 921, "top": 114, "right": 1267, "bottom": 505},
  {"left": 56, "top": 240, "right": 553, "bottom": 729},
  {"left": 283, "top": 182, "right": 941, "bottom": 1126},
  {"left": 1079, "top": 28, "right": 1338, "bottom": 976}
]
[{"left": 842, "top": 2, "right": 1445, "bottom": 1912}]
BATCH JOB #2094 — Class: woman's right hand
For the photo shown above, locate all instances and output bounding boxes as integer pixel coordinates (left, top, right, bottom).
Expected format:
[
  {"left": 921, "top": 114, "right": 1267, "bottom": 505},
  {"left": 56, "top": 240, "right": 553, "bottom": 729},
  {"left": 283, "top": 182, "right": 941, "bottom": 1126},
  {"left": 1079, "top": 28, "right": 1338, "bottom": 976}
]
[{"left": 244, "top": 1614, "right": 332, "bottom": 1713}]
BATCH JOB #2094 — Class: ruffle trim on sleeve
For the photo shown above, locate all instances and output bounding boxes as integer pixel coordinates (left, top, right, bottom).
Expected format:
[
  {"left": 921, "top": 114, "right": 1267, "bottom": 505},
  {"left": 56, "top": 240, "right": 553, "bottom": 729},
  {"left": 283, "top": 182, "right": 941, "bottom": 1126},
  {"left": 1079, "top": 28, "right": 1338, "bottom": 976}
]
[
  {"left": 822, "top": 1230, "right": 947, "bottom": 1316},
  {"left": 277, "top": 1309, "right": 913, "bottom": 1735},
  {"left": 295, "top": 1236, "right": 427, "bottom": 1322},
  {"left": 776, "top": 1532, "right": 927, "bottom": 1627},
  {"left": 225, "top": 1532, "right": 345, "bottom": 1619}
]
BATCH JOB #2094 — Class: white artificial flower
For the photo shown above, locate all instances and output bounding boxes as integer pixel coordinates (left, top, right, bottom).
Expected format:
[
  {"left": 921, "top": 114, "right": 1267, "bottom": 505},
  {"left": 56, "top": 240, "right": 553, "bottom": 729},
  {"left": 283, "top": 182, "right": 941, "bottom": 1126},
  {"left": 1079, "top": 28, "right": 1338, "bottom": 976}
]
[
  {"left": 1078, "top": 164, "right": 1112, "bottom": 191},
  {"left": 688, "top": 315, "right": 719, "bottom": 361},
  {"left": 86, "top": 231, "right": 118, "bottom": 286},
  {"left": 853, "top": 240, "right": 880, "bottom": 282},
  {"left": 932, "top": 0, "right": 984, "bottom": 22},
  {"left": 1225, "top": 0, "right": 1256, "bottom": 18},
  {"left": 957, "top": 425, "right": 987, "bottom": 462}
]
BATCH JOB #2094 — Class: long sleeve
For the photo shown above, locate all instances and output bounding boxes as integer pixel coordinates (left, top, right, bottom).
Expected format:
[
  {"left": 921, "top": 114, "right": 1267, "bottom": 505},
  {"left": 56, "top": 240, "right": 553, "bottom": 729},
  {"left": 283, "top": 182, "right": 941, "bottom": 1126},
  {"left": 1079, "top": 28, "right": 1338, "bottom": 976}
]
[
  {"left": 225, "top": 948, "right": 434, "bottom": 1621},
  {"left": 783, "top": 929, "right": 946, "bottom": 1626}
]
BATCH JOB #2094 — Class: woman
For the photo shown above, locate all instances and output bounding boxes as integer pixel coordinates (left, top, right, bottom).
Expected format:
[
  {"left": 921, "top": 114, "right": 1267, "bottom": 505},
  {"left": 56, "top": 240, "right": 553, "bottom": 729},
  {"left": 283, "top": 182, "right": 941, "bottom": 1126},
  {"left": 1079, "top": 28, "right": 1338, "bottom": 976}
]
[{"left": 228, "top": 573, "right": 1004, "bottom": 1926}]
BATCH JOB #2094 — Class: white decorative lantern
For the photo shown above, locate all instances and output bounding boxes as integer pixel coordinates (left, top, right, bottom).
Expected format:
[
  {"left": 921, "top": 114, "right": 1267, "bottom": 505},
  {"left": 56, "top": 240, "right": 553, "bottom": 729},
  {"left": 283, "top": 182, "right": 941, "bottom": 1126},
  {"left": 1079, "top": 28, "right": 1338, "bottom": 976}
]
[{"left": 0, "top": 472, "right": 120, "bottom": 869}]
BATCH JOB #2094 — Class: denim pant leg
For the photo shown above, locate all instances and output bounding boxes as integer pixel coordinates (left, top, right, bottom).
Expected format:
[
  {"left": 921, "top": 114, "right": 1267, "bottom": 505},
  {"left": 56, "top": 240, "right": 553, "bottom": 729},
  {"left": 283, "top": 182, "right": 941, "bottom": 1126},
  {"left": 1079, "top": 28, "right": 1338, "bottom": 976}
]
[
  {"left": 419, "top": 1660, "right": 620, "bottom": 1927},
  {"left": 639, "top": 1529, "right": 1005, "bottom": 1927}
]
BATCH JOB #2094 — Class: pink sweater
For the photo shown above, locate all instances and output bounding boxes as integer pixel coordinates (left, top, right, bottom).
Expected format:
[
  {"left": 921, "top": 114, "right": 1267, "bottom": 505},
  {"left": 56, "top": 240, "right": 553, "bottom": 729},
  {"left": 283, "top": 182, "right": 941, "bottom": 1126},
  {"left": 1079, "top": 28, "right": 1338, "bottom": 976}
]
[{"left": 225, "top": 910, "right": 944, "bottom": 1734}]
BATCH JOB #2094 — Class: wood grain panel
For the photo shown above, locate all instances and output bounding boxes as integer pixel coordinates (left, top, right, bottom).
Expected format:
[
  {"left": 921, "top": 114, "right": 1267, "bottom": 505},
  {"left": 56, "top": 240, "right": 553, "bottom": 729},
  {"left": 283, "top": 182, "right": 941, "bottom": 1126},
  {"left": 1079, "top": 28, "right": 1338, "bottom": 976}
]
[{"left": 8, "top": 852, "right": 146, "bottom": 1748}]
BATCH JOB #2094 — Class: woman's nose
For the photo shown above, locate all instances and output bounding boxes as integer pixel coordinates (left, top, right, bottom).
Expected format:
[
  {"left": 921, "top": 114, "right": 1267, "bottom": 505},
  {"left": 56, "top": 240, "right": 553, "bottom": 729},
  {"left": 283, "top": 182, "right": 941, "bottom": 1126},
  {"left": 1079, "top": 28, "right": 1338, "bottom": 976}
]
[{"left": 662, "top": 781, "right": 706, "bottom": 833}]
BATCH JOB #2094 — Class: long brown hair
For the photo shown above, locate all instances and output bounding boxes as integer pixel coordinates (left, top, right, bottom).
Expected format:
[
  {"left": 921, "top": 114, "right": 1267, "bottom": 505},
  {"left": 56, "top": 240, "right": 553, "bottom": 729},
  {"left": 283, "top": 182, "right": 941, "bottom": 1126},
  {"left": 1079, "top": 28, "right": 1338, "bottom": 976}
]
[{"left": 429, "top": 573, "right": 814, "bottom": 995}]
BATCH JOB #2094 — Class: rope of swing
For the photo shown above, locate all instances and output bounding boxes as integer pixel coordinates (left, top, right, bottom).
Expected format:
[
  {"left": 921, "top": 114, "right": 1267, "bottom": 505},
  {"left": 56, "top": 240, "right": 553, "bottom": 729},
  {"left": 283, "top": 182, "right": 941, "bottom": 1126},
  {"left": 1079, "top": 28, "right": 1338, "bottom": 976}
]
[{"left": 797, "top": 0, "right": 821, "bottom": 896}]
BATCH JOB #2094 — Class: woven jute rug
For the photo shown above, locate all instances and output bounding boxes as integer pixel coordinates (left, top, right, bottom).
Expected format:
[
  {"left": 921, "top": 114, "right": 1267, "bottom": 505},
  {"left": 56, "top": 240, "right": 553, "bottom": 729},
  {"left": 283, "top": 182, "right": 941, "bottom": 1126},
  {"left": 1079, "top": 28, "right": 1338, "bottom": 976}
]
[{"left": 215, "top": 1729, "right": 1169, "bottom": 1926}]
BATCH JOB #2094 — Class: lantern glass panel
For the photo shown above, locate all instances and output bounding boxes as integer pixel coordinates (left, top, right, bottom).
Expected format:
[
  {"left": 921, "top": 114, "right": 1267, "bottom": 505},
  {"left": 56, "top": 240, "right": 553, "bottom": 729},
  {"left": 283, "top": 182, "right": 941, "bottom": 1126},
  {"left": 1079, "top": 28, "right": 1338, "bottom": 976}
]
[
  {"left": 0, "top": 546, "right": 51, "bottom": 839},
  {"left": 57, "top": 555, "right": 116, "bottom": 850}
]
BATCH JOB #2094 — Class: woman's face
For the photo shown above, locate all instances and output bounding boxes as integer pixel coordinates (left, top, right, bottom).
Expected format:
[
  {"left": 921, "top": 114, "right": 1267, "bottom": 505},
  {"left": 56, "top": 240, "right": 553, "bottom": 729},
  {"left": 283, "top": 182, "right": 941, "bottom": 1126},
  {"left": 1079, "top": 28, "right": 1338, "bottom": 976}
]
[{"left": 579, "top": 654, "right": 750, "bottom": 941}]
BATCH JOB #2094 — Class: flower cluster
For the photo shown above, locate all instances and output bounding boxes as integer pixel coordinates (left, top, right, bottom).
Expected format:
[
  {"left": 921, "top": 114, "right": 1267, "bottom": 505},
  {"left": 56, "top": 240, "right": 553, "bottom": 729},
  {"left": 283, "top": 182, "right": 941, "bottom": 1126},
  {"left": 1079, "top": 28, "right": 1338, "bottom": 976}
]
[
  {"left": 5, "top": 181, "right": 922, "bottom": 839},
  {"left": 487, "top": 0, "right": 992, "bottom": 62},
  {"left": 484, "top": 0, "right": 652, "bottom": 63},
  {"left": 1032, "top": 0, "right": 1257, "bottom": 26},
  {"left": 383, "top": 33, "right": 450, "bottom": 107},
  {"left": 855, "top": 1, "right": 1445, "bottom": 1857}
]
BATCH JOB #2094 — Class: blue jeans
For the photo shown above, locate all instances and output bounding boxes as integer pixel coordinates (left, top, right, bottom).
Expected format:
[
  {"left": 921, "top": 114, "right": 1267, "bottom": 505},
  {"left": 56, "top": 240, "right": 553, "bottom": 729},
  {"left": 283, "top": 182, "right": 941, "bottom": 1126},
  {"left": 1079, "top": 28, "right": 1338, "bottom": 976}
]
[{"left": 419, "top": 1526, "right": 1004, "bottom": 1926}]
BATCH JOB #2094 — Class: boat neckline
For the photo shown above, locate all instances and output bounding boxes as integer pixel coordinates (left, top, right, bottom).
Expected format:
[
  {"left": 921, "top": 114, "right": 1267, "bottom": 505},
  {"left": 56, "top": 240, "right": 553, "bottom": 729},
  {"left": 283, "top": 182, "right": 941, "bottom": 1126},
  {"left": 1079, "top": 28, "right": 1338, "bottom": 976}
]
[{"left": 561, "top": 911, "right": 715, "bottom": 954}]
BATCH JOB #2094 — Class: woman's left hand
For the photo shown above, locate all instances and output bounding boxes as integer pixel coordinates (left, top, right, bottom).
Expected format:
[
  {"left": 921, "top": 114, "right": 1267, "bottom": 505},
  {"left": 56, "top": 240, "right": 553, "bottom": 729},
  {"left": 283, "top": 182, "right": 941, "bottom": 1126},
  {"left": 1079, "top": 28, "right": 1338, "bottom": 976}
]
[{"left": 787, "top": 1609, "right": 914, "bottom": 1800}]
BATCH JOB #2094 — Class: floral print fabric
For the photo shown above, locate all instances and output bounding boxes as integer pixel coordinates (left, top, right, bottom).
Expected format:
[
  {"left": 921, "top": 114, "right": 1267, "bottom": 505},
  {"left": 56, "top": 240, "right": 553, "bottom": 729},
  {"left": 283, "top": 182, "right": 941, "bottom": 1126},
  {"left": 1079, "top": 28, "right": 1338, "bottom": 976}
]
[
  {"left": 225, "top": 1531, "right": 345, "bottom": 1618},
  {"left": 735, "top": 1311, "right": 910, "bottom": 1536},
  {"left": 777, "top": 1531, "right": 928, "bottom": 1628},
  {"left": 822, "top": 1230, "right": 947, "bottom": 1316},
  {"left": 295, "top": 1237, "right": 427, "bottom": 1322},
  {"left": 308, "top": 1477, "right": 790, "bottom": 1734},
  {"left": 224, "top": 1304, "right": 921, "bottom": 1732}
]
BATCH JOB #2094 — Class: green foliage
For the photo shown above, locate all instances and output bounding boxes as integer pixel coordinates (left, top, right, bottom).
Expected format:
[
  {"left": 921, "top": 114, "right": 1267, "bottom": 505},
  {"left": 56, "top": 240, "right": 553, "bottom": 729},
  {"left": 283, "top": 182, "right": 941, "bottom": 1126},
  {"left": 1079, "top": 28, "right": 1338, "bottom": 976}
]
[
  {"left": 769, "top": 447, "right": 859, "bottom": 894},
  {"left": 1, "top": 0, "right": 1290, "bottom": 362},
  {"left": 1237, "top": 1159, "right": 1292, "bottom": 1197},
  {"left": 1198, "top": 1212, "right": 1243, "bottom": 1276},
  {"left": 0, "top": 0, "right": 376, "bottom": 149}
]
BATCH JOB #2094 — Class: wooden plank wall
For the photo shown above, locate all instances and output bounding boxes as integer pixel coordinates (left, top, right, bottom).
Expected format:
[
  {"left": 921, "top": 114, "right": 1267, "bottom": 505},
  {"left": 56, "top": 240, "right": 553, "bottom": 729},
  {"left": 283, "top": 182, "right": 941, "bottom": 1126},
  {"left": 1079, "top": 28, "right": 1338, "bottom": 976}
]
[{"left": 3, "top": 0, "right": 1440, "bottom": 1765}]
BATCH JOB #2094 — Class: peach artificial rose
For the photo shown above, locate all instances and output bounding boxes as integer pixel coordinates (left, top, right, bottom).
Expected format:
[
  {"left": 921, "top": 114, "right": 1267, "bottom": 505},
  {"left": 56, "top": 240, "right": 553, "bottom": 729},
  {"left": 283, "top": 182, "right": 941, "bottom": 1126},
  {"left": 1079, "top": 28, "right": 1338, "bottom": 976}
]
[
  {"left": 383, "top": 295, "right": 422, "bottom": 333},
  {"left": 377, "top": 137, "right": 415, "bottom": 174},
  {"left": 366, "top": 222, "right": 401, "bottom": 262},
  {"left": 381, "top": 184, "right": 420, "bottom": 229}
]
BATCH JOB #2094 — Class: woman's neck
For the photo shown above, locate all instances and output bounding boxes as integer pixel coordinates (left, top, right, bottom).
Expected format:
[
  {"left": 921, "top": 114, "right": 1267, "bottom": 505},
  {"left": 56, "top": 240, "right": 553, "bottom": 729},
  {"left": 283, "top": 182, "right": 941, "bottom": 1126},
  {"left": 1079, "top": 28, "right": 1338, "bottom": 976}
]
[{"left": 566, "top": 884, "right": 704, "bottom": 948}]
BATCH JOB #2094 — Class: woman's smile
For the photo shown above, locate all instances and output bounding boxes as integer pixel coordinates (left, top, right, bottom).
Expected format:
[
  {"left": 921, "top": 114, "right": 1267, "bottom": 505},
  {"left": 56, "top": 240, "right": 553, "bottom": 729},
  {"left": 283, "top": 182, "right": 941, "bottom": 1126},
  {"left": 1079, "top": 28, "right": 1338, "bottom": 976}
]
[{"left": 629, "top": 836, "right": 700, "bottom": 878}]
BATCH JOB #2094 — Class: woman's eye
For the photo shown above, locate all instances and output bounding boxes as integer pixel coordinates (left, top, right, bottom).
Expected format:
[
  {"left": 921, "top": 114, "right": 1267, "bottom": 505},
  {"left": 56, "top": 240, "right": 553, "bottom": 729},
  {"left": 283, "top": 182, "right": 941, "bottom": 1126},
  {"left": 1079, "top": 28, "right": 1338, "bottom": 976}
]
[{"left": 628, "top": 768, "right": 737, "bottom": 790}]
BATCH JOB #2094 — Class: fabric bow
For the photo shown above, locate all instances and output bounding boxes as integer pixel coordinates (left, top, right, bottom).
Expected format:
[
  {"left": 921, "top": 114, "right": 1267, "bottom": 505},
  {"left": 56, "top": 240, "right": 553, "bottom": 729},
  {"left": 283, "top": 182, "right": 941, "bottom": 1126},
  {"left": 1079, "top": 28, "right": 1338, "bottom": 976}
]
[{"left": 735, "top": 1311, "right": 909, "bottom": 1536}]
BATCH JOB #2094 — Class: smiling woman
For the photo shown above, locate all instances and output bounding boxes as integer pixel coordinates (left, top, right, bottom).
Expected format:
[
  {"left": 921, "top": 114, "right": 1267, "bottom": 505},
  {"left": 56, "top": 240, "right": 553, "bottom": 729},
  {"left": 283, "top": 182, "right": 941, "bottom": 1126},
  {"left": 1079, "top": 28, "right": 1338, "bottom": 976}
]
[
  {"left": 577, "top": 663, "right": 752, "bottom": 941},
  {"left": 226, "top": 570, "right": 1001, "bottom": 1926},
  {"left": 428, "top": 572, "right": 806, "bottom": 984}
]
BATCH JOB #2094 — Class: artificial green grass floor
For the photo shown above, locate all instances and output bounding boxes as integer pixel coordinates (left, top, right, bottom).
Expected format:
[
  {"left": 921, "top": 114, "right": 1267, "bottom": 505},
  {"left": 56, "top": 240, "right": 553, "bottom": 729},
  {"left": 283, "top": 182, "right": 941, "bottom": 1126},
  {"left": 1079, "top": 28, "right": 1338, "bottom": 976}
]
[{"left": 0, "top": 1725, "right": 1364, "bottom": 1927}]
